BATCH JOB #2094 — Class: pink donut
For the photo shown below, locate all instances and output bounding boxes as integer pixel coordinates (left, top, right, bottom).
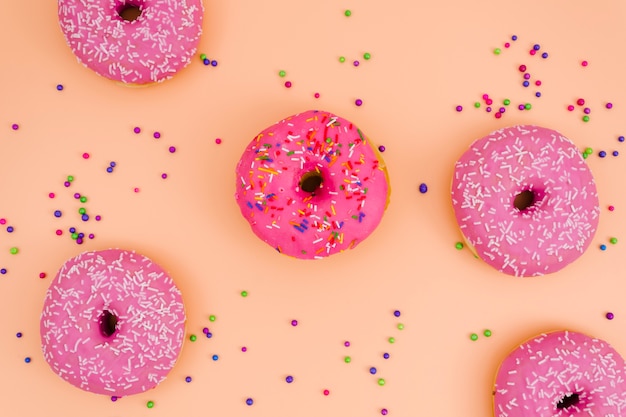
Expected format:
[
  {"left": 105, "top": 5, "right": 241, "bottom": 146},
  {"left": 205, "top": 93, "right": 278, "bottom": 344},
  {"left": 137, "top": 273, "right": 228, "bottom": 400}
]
[
  {"left": 451, "top": 125, "right": 599, "bottom": 277},
  {"left": 40, "top": 249, "right": 186, "bottom": 396},
  {"left": 494, "top": 331, "right": 626, "bottom": 417},
  {"left": 58, "top": 0, "right": 204, "bottom": 85},
  {"left": 235, "top": 110, "right": 390, "bottom": 259}
]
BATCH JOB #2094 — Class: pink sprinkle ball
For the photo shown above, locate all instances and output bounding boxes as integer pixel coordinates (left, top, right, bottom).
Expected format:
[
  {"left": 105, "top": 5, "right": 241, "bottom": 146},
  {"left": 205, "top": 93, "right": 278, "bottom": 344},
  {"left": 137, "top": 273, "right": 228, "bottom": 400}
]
[
  {"left": 82, "top": 152, "right": 90, "bottom": 159},
  {"left": 48, "top": 193, "right": 55, "bottom": 199},
  {"left": 168, "top": 146, "right": 176, "bottom": 153},
  {"left": 215, "top": 138, "right": 222, "bottom": 144},
  {"left": 161, "top": 173, "right": 168, "bottom": 179},
  {"left": 535, "top": 80, "right": 542, "bottom": 86},
  {"left": 241, "top": 347, "right": 247, "bottom": 352},
  {"left": 0, "top": 219, "right": 6, "bottom": 225},
  {"left": 314, "top": 92, "right": 320, "bottom": 99},
  {"left": 55, "top": 229, "right": 63, "bottom": 236},
  {"left": 355, "top": 99, "right": 363, "bottom": 106},
  {"left": 567, "top": 105, "right": 575, "bottom": 111},
  {"left": 344, "top": 341, "right": 351, "bottom": 347},
  {"left": 485, "top": 98, "right": 493, "bottom": 105},
  {"left": 608, "top": 205, "right": 615, "bottom": 211},
  {"left": 577, "top": 98, "right": 585, "bottom": 106},
  {"left": 133, "top": 127, "right": 141, "bottom": 134},
  {"left": 381, "top": 409, "right": 389, "bottom": 415},
  {"left": 529, "top": 49, "right": 536, "bottom": 56},
  {"left": 518, "top": 65, "right": 527, "bottom": 72},
  {"left": 323, "top": 389, "right": 330, "bottom": 396},
  {"left": 581, "top": 60, "right": 589, "bottom": 67},
  {"left": 11, "top": 123, "right": 19, "bottom": 130},
  {"left": 153, "top": 132, "right": 161, "bottom": 139},
  {"left": 134, "top": 187, "right": 140, "bottom": 193},
  {"left": 291, "top": 319, "right": 298, "bottom": 327},
  {"left": 284, "top": 81, "right": 292, "bottom": 88},
  {"left": 39, "top": 272, "right": 46, "bottom": 279},
  {"left": 504, "top": 42, "right": 510, "bottom": 48}
]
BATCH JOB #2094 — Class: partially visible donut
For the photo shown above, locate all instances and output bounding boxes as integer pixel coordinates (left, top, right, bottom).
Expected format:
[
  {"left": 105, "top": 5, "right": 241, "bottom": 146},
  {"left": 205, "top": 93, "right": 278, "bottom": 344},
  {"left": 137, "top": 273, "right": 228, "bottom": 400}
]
[
  {"left": 235, "top": 110, "right": 390, "bottom": 259},
  {"left": 58, "top": 0, "right": 204, "bottom": 85},
  {"left": 451, "top": 125, "right": 600, "bottom": 277},
  {"left": 494, "top": 331, "right": 626, "bottom": 417},
  {"left": 40, "top": 249, "right": 186, "bottom": 396}
]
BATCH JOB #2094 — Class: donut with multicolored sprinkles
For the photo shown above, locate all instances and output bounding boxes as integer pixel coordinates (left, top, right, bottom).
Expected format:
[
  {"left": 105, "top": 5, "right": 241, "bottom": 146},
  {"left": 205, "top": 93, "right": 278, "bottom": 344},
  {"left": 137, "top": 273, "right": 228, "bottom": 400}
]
[
  {"left": 494, "top": 331, "right": 626, "bottom": 417},
  {"left": 235, "top": 110, "right": 390, "bottom": 259},
  {"left": 57, "top": 0, "right": 204, "bottom": 85},
  {"left": 40, "top": 249, "right": 186, "bottom": 395},
  {"left": 451, "top": 125, "right": 599, "bottom": 277}
]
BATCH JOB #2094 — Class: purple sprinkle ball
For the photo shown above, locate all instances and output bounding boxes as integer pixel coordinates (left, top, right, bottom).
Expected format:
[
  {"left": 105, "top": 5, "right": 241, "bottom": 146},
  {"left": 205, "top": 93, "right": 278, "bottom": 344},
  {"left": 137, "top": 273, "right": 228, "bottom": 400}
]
[
  {"left": 291, "top": 320, "right": 298, "bottom": 327},
  {"left": 606, "top": 312, "right": 615, "bottom": 320},
  {"left": 11, "top": 123, "right": 19, "bottom": 130},
  {"left": 133, "top": 127, "right": 141, "bottom": 134},
  {"left": 455, "top": 105, "right": 463, "bottom": 112},
  {"left": 606, "top": 102, "right": 613, "bottom": 109},
  {"left": 153, "top": 132, "right": 161, "bottom": 139},
  {"left": 355, "top": 99, "right": 363, "bottom": 106}
]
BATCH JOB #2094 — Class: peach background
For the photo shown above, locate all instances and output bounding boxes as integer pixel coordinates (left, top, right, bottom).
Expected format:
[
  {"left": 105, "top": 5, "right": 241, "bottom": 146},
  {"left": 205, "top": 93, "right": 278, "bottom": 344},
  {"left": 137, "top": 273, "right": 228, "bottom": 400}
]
[{"left": 2, "top": 0, "right": 626, "bottom": 416}]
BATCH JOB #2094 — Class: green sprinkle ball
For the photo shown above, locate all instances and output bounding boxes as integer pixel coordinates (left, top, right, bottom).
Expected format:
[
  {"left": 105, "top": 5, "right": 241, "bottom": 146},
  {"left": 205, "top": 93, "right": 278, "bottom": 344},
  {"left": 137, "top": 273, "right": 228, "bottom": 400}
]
[
  {"left": 584, "top": 147, "right": 593, "bottom": 154},
  {"left": 397, "top": 323, "right": 404, "bottom": 330},
  {"left": 71, "top": 233, "right": 78, "bottom": 240},
  {"left": 363, "top": 52, "right": 371, "bottom": 60},
  {"left": 474, "top": 102, "right": 481, "bottom": 108},
  {"left": 610, "top": 237, "right": 618, "bottom": 244},
  {"left": 189, "top": 334, "right": 197, "bottom": 342},
  {"left": 78, "top": 208, "right": 86, "bottom": 215},
  {"left": 200, "top": 53, "right": 206, "bottom": 60},
  {"left": 524, "top": 103, "right": 532, "bottom": 110},
  {"left": 493, "top": 48, "right": 501, "bottom": 55},
  {"left": 503, "top": 99, "right": 511, "bottom": 106},
  {"left": 209, "top": 315, "right": 216, "bottom": 322},
  {"left": 344, "top": 9, "right": 351, "bottom": 17},
  {"left": 582, "top": 115, "right": 590, "bottom": 122},
  {"left": 278, "top": 70, "right": 286, "bottom": 77},
  {"left": 146, "top": 401, "right": 154, "bottom": 409},
  {"left": 377, "top": 378, "right": 386, "bottom": 386},
  {"left": 67, "top": 175, "right": 74, "bottom": 182},
  {"left": 344, "top": 356, "right": 351, "bottom": 363},
  {"left": 388, "top": 337, "right": 395, "bottom": 344},
  {"left": 455, "top": 242, "right": 464, "bottom": 250},
  {"left": 79, "top": 196, "right": 87, "bottom": 203},
  {"left": 241, "top": 290, "right": 248, "bottom": 297},
  {"left": 10, "top": 247, "right": 18, "bottom": 255},
  {"left": 470, "top": 333, "right": 479, "bottom": 341},
  {"left": 339, "top": 56, "right": 346, "bottom": 63},
  {"left": 483, "top": 329, "right": 492, "bottom": 337}
]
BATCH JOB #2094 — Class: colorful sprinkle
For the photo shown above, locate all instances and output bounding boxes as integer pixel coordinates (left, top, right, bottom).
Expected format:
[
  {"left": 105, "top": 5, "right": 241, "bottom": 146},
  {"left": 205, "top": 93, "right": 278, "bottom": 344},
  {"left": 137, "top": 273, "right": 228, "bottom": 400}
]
[
  {"left": 286, "top": 375, "right": 294, "bottom": 383},
  {"left": 470, "top": 333, "right": 479, "bottom": 341},
  {"left": 606, "top": 312, "right": 615, "bottom": 320},
  {"left": 245, "top": 398, "right": 254, "bottom": 406},
  {"left": 146, "top": 401, "right": 154, "bottom": 409}
]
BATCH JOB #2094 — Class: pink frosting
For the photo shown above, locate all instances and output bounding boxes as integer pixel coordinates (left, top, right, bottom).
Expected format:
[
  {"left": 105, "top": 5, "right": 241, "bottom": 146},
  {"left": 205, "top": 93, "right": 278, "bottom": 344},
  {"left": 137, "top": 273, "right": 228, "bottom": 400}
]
[
  {"left": 58, "top": 0, "right": 204, "bottom": 84},
  {"left": 40, "top": 249, "right": 186, "bottom": 396},
  {"left": 451, "top": 125, "right": 599, "bottom": 277},
  {"left": 235, "top": 110, "right": 390, "bottom": 259},
  {"left": 494, "top": 331, "right": 626, "bottom": 417}
]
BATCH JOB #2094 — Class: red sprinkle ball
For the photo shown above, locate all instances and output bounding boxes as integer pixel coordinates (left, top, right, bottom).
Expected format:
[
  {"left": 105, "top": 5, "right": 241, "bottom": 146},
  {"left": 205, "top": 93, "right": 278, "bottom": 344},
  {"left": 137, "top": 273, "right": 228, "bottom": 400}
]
[
  {"left": 323, "top": 389, "right": 330, "bottom": 396},
  {"left": 581, "top": 60, "right": 589, "bottom": 67},
  {"left": 215, "top": 138, "right": 222, "bottom": 144},
  {"left": 284, "top": 81, "right": 292, "bottom": 88}
]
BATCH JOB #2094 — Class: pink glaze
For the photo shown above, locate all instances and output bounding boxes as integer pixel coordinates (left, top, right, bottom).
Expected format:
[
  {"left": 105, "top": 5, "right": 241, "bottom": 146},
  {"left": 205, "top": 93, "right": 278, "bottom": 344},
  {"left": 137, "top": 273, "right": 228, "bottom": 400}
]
[
  {"left": 494, "top": 331, "right": 626, "bottom": 417},
  {"left": 235, "top": 110, "right": 390, "bottom": 259},
  {"left": 451, "top": 125, "right": 599, "bottom": 277},
  {"left": 58, "top": 0, "right": 204, "bottom": 84},
  {"left": 40, "top": 249, "right": 186, "bottom": 396}
]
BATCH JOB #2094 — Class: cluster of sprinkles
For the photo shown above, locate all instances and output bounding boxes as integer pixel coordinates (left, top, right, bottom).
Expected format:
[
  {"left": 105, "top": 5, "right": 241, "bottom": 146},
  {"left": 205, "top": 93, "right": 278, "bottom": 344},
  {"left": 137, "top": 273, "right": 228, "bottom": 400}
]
[
  {"left": 469, "top": 329, "right": 493, "bottom": 341},
  {"left": 0, "top": 218, "right": 19, "bottom": 275},
  {"left": 49, "top": 176, "right": 100, "bottom": 245},
  {"left": 199, "top": 53, "right": 218, "bottom": 67},
  {"left": 456, "top": 35, "right": 615, "bottom": 121}
]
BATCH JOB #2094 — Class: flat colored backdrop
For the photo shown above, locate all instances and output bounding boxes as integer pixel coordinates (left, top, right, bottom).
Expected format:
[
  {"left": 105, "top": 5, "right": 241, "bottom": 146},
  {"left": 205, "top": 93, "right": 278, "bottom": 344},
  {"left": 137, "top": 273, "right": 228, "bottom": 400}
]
[{"left": 2, "top": 1, "right": 626, "bottom": 416}]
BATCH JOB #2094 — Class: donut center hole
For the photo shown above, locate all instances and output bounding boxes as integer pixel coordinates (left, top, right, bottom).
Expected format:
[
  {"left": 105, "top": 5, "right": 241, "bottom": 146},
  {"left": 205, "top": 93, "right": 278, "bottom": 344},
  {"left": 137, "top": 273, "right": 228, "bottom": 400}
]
[
  {"left": 514, "top": 190, "right": 536, "bottom": 211},
  {"left": 556, "top": 393, "right": 580, "bottom": 410},
  {"left": 300, "top": 171, "right": 323, "bottom": 194},
  {"left": 99, "top": 310, "right": 118, "bottom": 338},
  {"left": 117, "top": 4, "right": 142, "bottom": 21}
]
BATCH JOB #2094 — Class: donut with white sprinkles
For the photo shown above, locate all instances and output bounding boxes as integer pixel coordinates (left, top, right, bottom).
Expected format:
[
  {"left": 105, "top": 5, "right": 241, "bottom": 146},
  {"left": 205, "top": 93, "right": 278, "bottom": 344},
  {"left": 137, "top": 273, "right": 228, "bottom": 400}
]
[
  {"left": 40, "top": 249, "right": 186, "bottom": 395},
  {"left": 57, "top": 0, "right": 204, "bottom": 84},
  {"left": 235, "top": 110, "right": 390, "bottom": 259},
  {"left": 494, "top": 331, "right": 626, "bottom": 416},
  {"left": 451, "top": 125, "right": 600, "bottom": 277}
]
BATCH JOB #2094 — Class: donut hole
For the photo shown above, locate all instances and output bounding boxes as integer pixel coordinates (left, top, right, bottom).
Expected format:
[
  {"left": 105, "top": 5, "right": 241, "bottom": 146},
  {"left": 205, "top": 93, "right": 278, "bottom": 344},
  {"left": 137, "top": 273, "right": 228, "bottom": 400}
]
[
  {"left": 513, "top": 190, "right": 536, "bottom": 211},
  {"left": 99, "top": 310, "right": 119, "bottom": 338},
  {"left": 117, "top": 3, "right": 142, "bottom": 21},
  {"left": 300, "top": 171, "right": 323, "bottom": 194},
  {"left": 556, "top": 393, "right": 580, "bottom": 410}
]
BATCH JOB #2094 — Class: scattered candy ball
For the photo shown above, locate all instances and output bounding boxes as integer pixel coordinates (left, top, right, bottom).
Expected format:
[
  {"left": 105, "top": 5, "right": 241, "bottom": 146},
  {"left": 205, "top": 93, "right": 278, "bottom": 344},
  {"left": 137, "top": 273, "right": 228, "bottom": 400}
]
[
  {"left": 606, "top": 312, "right": 615, "bottom": 320},
  {"left": 245, "top": 398, "right": 254, "bottom": 406},
  {"left": 470, "top": 333, "right": 478, "bottom": 341},
  {"left": 285, "top": 375, "right": 294, "bottom": 383}
]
